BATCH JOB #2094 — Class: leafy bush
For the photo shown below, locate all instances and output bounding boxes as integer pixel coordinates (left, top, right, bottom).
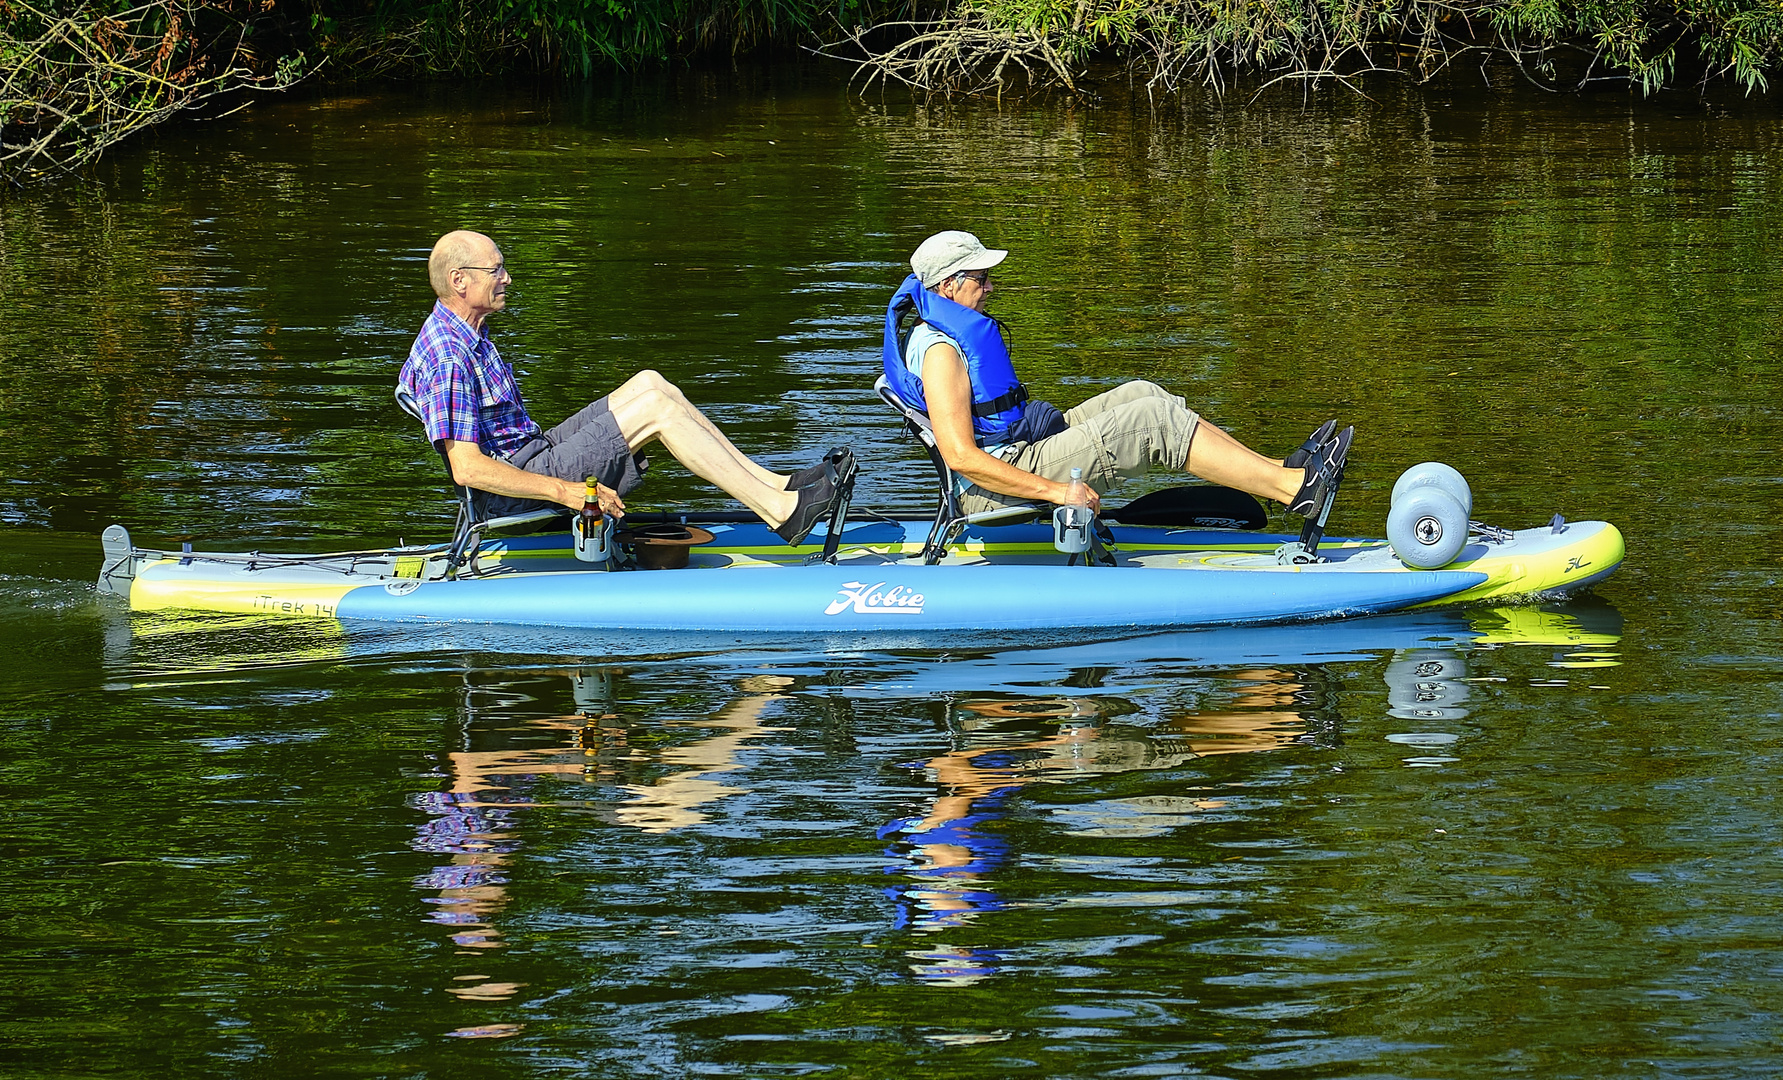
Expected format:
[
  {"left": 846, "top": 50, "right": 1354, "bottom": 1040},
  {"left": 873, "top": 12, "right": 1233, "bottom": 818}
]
[
  {"left": 1, "top": 0, "right": 306, "bottom": 185},
  {"left": 7, "top": 0, "right": 1783, "bottom": 186},
  {"left": 299, "top": 0, "right": 878, "bottom": 77},
  {"left": 832, "top": 0, "right": 1783, "bottom": 94}
]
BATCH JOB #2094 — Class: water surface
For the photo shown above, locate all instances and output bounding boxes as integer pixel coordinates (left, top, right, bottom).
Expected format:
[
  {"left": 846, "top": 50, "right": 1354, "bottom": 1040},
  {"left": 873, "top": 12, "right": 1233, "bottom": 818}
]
[{"left": 1, "top": 69, "right": 1780, "bottom": 1078}]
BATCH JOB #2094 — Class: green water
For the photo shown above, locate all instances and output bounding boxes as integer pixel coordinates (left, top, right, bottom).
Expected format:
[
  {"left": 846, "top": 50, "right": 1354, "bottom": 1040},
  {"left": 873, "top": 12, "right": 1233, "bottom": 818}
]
[{"left": 2, "top": 69, "right": 1780, "bottom": 1077}]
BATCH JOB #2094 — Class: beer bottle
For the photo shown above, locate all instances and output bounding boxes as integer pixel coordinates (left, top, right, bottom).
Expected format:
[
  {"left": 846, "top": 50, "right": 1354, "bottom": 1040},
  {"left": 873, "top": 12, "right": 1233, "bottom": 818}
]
[{"left": 574, "top": 476, "right": 606, "bottom": 562}]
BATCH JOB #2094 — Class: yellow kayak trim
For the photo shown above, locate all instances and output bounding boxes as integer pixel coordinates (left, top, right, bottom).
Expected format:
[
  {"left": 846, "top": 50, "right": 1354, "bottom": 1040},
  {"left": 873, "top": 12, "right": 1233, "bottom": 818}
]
[
  {"left": 130, "top": 559, "right": 360, "bottom": 619},
  {"left": 1413, "top": 522, "right": 1625, "bottom": 607}
]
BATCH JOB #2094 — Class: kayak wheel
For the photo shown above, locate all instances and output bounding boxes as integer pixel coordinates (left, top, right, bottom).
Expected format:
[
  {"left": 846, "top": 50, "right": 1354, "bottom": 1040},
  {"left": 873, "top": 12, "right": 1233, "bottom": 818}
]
[
  {"left": 1388, "top": 486, "right": 1468, "bottom": 569},
  {"left": 1391, "top": 461, "right": 1472, "bottom": 520}
]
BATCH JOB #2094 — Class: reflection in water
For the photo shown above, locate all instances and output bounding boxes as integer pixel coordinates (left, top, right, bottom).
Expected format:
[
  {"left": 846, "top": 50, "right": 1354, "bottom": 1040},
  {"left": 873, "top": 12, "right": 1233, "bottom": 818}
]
[
  {"left": 410, "top": 670, "right": 617, "bottom": 1021},
  {"left": 880, "top": 679, "right": 1324, "bottom": 986},
  {"left": 877, "top": 603, "right": 1625, "bottom": 983},
  {"left": 1380, "top": 605, "right": 1623, "bottom": 767},
  {"left": 394, "top": 603, "right": 1627, "bottom": 999},
  {"left": 609, "top": 675, "right": 790, "bottom": 833},
  {"left": 413, "top": 725, "right": 587, "bottom": 960},
  {"left": 408, "top": 668, "right": 796, "bottom": 1019},
  {"left": 1386, "top": 650, "right": 1473, "bottom": 722}
]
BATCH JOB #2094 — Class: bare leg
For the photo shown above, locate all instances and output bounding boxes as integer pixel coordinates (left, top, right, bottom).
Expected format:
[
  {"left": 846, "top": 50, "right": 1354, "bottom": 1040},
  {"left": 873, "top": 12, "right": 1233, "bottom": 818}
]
[
  {"left": 605, "top": 371, "right": 787, "bottom": 490},
  {"left": 1184, "top": 422, "right": 1305, "bottom": 506},
  {"left": 604, "top": 371, "right": 798, "bottom": 526}
]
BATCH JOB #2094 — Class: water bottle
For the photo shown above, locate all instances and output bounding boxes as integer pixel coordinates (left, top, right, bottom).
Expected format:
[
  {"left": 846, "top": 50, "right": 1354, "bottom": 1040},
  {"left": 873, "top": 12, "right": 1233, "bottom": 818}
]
[
  {"left": 573, "top": 476, "right": 610, "bottom": 563},
  {"left": 1064, "top": 467, "right": 1089, "bottom": 512},
  {"left": 1053, "top": 467, "right": 1092, "bottom": 554}
]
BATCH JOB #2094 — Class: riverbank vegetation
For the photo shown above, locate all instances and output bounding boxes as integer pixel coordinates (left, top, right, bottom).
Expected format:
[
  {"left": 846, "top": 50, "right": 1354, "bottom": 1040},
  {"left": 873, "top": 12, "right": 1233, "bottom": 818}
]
[
  {"left": 1, "top": 0, "right": 303, "bottom": 183},
  {"left": 6, "top": 0, "right": 1783, "bottom": 185},
  {"left": 829, "top": 0, "right": 1783, "bottom": 97}
]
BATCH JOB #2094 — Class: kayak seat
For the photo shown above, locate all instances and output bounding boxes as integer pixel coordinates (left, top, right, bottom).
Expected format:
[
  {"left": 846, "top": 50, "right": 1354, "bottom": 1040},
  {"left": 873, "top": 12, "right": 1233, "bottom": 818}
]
[
  {"left": 394, "top": 387, "right": 568, "bottom": 579},
  {"left": 874, "top": 375, "right": 1047, "bottom": 564}
]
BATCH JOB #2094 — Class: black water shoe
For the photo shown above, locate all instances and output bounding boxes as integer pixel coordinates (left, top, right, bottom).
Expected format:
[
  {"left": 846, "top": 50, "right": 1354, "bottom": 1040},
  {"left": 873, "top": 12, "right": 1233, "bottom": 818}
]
[
  {"left": 1283, "top": 419, "right": 1337, "bottom": 471},
  {"left": 775, "top": 468, "right": 840, "bottom": 546},
  {"left": 784, "top": 447, "right": 856, "bottom": 490},
  {"left": 1287, "top": 424, "right": 1353, "bottom": 519}
]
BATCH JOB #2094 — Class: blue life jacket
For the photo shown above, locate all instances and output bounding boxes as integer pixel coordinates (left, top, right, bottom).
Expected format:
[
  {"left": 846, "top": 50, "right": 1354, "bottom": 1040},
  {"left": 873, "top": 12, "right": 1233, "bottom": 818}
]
[{"left": 882, "top": 274, "right": 1026, "bottom": 446}]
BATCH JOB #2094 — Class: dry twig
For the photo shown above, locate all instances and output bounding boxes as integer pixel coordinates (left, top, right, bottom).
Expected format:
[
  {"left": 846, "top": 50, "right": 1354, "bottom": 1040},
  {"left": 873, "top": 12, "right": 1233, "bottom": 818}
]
[
  {"left": 1, "top": 0, "right": 307, "bottom": 186},
  {"left": 813, "top": 14, "right": 1081, "bottom": 96}
]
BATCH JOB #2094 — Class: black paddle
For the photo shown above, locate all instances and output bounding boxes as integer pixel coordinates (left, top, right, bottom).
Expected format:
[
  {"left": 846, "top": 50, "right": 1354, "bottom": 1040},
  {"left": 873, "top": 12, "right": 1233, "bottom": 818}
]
[{"left": 1101, "top": 485, "right": 1268, "bottom": 530}]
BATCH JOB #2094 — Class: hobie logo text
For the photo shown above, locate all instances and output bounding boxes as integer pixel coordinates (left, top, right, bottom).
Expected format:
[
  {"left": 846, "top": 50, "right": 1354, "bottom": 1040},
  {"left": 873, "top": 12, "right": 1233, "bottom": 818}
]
[{"left": 825, "top": 581, "right": 925, "bottom": 616}]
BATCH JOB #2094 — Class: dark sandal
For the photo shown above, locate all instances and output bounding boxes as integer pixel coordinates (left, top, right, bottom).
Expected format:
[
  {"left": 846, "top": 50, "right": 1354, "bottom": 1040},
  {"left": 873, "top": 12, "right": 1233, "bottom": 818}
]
[
  {"left": 1283, "top": 419, "right": 1337, "bottom": 471},
  {"left": 774, "top": 468, "right": 839, "bottom": 545},
  {"left": 1287, "top": 424, "right": 1353, "bottom": 519}
]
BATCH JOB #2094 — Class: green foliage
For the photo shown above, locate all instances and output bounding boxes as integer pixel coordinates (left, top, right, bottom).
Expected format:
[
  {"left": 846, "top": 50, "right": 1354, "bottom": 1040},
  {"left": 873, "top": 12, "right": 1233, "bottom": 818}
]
[
  {"left": 1, "top": 0, "right": 308, "bottom": 185},
  {"left": 856, "top": 0, "right": 1783, "bottom": 93},
  {"left": 295, "top": 0, "right": 885, "bottom": 77},
  {"left": 8, "top": 0, "right": 1783, "bottom": 189}
]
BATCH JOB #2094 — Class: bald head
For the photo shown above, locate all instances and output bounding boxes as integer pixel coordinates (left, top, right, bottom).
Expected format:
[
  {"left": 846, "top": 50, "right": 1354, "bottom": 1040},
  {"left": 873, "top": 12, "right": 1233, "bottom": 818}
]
[{"left": 429, "top": 230, "right": 497, "bottom": 298}]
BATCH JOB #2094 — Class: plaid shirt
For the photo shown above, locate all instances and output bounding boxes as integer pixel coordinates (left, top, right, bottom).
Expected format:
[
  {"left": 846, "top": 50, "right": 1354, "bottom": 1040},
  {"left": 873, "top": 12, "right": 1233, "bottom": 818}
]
[{"left": 398, "top": 301, "right": 541, "bottom": 459}]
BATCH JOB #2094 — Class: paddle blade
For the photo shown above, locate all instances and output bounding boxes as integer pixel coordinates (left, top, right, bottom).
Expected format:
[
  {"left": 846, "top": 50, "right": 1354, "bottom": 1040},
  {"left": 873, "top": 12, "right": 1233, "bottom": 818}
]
[{"left": 1105, "top": 486, "right": 1267, "bottom": 530}]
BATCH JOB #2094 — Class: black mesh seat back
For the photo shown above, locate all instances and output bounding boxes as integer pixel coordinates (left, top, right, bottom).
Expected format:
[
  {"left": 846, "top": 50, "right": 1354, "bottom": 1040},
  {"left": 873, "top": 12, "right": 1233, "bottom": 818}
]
[
  {"left": 874, "top": 375, "right": 960, "bottom": 523},
  {"left": 394, "top": 387, "right": 486, "bottom": 523}
]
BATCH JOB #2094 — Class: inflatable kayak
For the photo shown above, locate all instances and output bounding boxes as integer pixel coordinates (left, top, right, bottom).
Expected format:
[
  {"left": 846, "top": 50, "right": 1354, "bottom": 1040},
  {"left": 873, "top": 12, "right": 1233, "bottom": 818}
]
[{"left": 97, "top": 506, "right": 1624, "bottom": 634}]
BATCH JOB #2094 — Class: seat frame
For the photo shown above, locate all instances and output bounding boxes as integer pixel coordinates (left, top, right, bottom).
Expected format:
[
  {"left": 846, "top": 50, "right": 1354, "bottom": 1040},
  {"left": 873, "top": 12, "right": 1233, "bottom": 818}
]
[
  {"left": 395, "top": 388, "right": 567, "bottom": 579},
  {"left": 874, "top": 375, "right": 1061, "bottom": 564},
  {"left": 398, "top": 389, "right": 861, "bottom": 572}
]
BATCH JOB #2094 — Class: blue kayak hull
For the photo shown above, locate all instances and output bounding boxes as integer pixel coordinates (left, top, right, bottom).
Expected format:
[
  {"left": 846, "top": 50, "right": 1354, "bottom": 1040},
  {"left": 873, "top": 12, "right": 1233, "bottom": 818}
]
[
  {"left": 113, "top": 517, "right": 1623, "bottom": 634},
  {"left": 335, "top": 559, "right": 1490, "bottom": 632}
]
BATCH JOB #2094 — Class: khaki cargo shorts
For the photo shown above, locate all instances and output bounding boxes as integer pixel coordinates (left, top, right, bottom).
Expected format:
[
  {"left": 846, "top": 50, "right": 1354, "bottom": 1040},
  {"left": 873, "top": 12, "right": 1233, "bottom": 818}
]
[{"left": 958, "top": 380, "right": 1200, "bottom": 516}]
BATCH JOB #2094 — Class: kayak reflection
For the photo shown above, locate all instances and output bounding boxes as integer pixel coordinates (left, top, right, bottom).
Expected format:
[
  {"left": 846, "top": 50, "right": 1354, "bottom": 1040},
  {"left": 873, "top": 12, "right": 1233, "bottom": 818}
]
[
  {"left": 874, "top": 600, "right": 1623, "bottom": 984},
  {"left": 848, "top": 600, "right": 1623, "bottom": 700}
]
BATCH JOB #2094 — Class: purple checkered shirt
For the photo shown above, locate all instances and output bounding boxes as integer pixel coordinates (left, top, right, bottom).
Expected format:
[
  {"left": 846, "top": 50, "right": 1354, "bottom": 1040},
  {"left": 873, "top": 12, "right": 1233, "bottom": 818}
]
[{"left": 398, "top": 301, "right": 541, "bottom": 459}]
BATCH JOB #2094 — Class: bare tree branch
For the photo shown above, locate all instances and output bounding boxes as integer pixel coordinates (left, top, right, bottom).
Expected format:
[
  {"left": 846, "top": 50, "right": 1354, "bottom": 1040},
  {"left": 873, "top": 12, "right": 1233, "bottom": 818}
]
[{"left": 1, "top": 0, "right": 309, "bottom": 187}]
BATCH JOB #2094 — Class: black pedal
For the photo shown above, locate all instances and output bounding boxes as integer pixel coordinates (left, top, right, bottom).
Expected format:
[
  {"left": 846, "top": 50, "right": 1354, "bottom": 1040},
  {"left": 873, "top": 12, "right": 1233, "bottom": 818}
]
[
  {"left": 1297, "top": 459, "right": 1346, "bottom": 559},
  {"left": 819, "top": 447, "right": 858, "bottom": 565}
]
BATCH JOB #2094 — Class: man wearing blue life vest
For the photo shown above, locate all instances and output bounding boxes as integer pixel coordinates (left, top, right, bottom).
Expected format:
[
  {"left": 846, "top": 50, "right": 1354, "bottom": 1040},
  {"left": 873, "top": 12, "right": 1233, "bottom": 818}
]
[
  {"left": 400, "top": 230, "right": 847, "bottom": 545},
  {"left": 883, "top": 230, "right": 1351, "bottom": 519}
]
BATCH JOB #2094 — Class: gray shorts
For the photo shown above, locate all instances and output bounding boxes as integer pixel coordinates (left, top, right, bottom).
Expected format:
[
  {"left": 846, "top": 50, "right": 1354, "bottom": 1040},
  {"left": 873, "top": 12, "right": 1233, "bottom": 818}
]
[
  {"left": 957, "top": 380, "right": 1200, "bottom": 516},
  {"left": 482, "top": 396, "right": 649, "bottom": 518}
]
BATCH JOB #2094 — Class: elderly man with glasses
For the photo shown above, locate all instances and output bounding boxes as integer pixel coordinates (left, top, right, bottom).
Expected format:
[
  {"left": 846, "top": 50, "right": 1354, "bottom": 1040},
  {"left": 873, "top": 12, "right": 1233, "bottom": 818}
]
[
  {"left": 398, "top": 230, "right": 845, "bottom": 545},
  {"left": 882, "top": 229, "right": 1351, "bottom": 521}
]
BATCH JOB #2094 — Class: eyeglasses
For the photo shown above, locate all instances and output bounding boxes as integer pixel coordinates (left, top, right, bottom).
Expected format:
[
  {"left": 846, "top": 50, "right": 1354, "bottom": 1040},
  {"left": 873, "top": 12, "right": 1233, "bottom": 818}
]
[
  {"left": 457, "top": 264, "right": 507, "bottom": 278},
  {"left": 956, "top": 270, "right": 991, "bottom": 286}
]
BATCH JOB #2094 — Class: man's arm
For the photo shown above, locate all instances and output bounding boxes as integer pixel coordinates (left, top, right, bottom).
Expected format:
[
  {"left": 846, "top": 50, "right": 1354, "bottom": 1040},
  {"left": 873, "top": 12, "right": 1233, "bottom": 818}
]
[
  {"left": 442, "top": 440, "right": 626, "bottom": 516},
  {"left": 922, "top": 343, "right": 1100, "bottom": 511}
]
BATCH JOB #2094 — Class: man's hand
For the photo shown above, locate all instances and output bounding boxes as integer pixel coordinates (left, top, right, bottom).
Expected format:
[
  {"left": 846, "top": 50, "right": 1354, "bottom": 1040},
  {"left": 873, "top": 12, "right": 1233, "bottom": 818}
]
[
  {"left": 591, "top": 482, "right": 625, "bottom": 517},
  {"left": 442, "top": 439, "right": 626, "bottom": 516},
  {"left": 1048, "top": 479, "right": 1101, "bottom": 513}
]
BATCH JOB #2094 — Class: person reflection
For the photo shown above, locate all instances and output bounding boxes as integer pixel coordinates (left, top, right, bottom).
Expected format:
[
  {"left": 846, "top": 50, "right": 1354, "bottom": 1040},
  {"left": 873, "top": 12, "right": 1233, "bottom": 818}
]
[
  {"left": 882, "top": 677, "right": 1325, "bottom": 984},
  {"left": 411, "top": 669, "right": 619, "bottom": 1009},
  {"left": 411, "top": 669, "right": 793, "bottom": 977},
  {"left": 880, "top": 700, "right": 1100, "bottom": 986},
  {"left": 1179, "top": 668, "right": 1333, "bottom": 755},
  {"left": 606, "top": 674, "right": 792, "bottom": 833}
]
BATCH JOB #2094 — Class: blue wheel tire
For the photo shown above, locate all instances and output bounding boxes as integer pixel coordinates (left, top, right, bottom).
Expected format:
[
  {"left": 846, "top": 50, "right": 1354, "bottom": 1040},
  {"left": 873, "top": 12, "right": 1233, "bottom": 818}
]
[
  {"left": 1391, "top": 461, "right": 1472, "bottom": 520},
  {"left": 1388, "top": 487, "right": 1468, "bottom": 569}
]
